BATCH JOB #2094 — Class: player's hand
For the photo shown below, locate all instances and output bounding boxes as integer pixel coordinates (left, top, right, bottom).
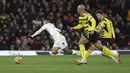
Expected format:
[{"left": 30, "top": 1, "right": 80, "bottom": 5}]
[
  {"left": 69, "top": 27, "right": 74, "bottom": 31},
  {"left": 32, "top": 20, "right": 37, "bottom": 24},
  {"left": 31, "top": 35, "right": 34, "bottom": 38},
  {"left": 32, "top": 20, "right": 41, "bottom": 24}
]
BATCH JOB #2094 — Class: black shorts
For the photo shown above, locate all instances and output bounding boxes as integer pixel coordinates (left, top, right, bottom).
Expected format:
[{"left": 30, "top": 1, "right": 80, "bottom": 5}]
[
  {"left": 84, "top": 42, "right": 91, "bottom": 50},
  {"left": 100, "top": 38, "right": 113, "bottom": 46},
  {"left": 83, "top": 31, "right": 99, "bottom": 43}
]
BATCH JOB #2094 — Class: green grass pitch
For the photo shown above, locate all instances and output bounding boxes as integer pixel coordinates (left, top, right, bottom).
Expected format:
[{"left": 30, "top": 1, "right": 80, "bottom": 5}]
[{"left": 0, "top": 55, "right": 130, "bottom": 73}]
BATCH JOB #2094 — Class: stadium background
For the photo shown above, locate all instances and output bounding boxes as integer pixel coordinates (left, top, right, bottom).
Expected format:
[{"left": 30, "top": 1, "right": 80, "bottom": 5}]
[
  {"left": 0, "top": 0, "right": 130, "bottom": 73},
  {"left": 0, "top": 0, "right": 130, "bottom": 50}
]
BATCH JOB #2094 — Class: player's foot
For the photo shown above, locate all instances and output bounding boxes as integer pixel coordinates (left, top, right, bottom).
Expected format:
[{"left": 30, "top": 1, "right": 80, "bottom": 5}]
[
  {"left": 111, "top": 53, "right": 121, "bottom": 64},
  {"left": 76, "top": 59, "right": 87, "bottom": 65},
  {"left": 115, "top": 54, "right": 121, "bottom": 64}
]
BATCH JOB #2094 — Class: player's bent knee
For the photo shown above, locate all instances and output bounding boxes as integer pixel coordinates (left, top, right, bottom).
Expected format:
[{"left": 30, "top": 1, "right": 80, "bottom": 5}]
[
  {"left": 78, "top": 42, "right": 82, "bottom": 45},
  {"left": 89, "top": 46, "right": 94, "bottom": 51},
  {"left": 88, "top": 44, "right": 94, "bottom": 51},
  {"left": 94, "top": 40, "right": 103, "bottom": 51},
  {"left": 78, "top": 38, "right": 88, "bottom": 45},
  {"left": 96, "top": 45, "right": 103, "bottom": 51}
]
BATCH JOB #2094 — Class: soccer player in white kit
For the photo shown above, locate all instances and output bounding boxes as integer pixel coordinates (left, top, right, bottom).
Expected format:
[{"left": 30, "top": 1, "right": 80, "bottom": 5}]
[{"left": 31, "top": 19, "right": 76, "bottom": 54}]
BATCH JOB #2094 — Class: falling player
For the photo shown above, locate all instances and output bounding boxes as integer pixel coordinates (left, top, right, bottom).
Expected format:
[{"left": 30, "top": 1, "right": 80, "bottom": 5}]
[{"left": 31, "top": 18, "right": 78, "bottom": 55}]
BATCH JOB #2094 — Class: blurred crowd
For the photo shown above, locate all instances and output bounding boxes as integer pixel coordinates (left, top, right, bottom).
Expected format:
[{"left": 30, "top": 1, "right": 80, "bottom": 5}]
[{"left": 0, "top": 0, "right": 130, "bottom": 50}]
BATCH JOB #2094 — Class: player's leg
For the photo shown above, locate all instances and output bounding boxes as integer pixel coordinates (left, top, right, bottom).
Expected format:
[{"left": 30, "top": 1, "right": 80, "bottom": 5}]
[
  {"left": 86, "top": 31, "right": 116, "bottom": 60},
  {"left": 94, "top": 40, "right": 121, "bottom": 64},
  {"left": 84, "top": 31, "right": 99, "bottom": 60},
  {"left": 58, "top": 36, "right": 79, "bottom": 55},
  {"left": 102, "top": 46, "right": 121, "bottom": 64},
  {"left": 63, "top": 48, "right": 79, "bottom": 55},
  {"left": 85, "top": 43, "right": 94, "bottom": 59},
  {"left": 76, "top": 31, "right": 98, "bottom": 65},
  {"left": 78, "top": 36, "right": 88, "bottom": 58},
  {"left": 100, "top": 38, "right": 112, "bottom": 58},
  {"left": 76, "top": 35, "right": 89, "bottom": 64},
  {"left": 52, "top": 40, "right": 61, "bottom": 55},
  {"left": 76, "top": 43, "right": 95, "bottom": 65}
]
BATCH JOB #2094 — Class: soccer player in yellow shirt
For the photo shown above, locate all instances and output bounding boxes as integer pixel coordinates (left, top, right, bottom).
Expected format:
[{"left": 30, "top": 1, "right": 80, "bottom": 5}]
[
  {"left": 95, "top": 10, "right": 121, "bottom": 63},
  {"left": 70, "top": 4, "right": 96, "bottom": 64},
  {"left": 70, "top": 5, "right": 121, "bottom": 65},
  {"left": 96, "top": 10, "right": 115, "bottom": 48}
]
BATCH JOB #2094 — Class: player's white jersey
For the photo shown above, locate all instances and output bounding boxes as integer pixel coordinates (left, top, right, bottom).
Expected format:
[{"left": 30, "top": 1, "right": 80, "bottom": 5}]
[
  {"left": 32, "top": 23, "right": 62, "bottom": 41},
  {"left": 31, "top": 22, "right": 68, "bottom": 49},
  {"left": 41, "top": 23, "right": 62, "bottom": 41}
]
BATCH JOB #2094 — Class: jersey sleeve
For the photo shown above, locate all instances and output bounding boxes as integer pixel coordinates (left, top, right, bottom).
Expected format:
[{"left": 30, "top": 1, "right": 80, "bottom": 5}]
[
  {"left": 32, "top": 20, "right": 42, "bottom": 24},
  {"left": 84, "top": 13, "right": 96, "bottom": 31},
  {"left": 56, "top": 28, "right": 61, "bottom": 32},
  {"left": 100, "top": 21, "right": 105, "bottom": 27},
  {"left": 31, "top": 25, "right": 46, "bottom": 37},
  {"left": 73, "top": 20, "right": 83, "bottom": 29},
  {"left": 96, "top": 21, "right": 105, "bottom": 33},
  {"left": 110, "top": 22, "right": 116, "bottom": 38},
  {"left": 84, "top": 14, "right": 91, "bottom": 20},
  {"left": 89, "top": 18, "right": 96, "bottom": 31}
]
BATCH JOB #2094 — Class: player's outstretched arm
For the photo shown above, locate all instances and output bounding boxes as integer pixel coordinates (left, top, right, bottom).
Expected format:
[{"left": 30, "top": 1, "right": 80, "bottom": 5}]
[
  {"left": 32, "top": 20, "right": 42, "bottom": 24},
  {"left": 31, "top": 25, "right": 45, "bottom": 38},
  {"left": 70, "top": 24, "right": 83, "bottom": 31}
]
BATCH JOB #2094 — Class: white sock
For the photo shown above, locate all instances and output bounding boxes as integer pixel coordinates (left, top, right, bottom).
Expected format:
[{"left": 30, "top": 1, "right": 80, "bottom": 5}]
[
  {"left": 81, "top": 58, "right": 87, "bottom": 62},
  {"left": 72, "top": 50, "right": 80, "bottom": 55}
]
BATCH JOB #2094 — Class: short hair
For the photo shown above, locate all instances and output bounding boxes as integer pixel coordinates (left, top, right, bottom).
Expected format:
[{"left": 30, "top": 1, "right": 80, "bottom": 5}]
[
  {"left": 95, "top": 10, "right": 104, "bottom": 15},
  {"left": 78, "top": 4, "right": 85, "bottom": 10},
  {"left": 44, "top": 16, "right": 50, "bottom": 21}
]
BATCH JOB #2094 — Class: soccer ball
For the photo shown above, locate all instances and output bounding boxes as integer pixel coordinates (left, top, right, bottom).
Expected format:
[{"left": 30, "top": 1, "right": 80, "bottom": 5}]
[{"left": 14, "top": 56, "right": 22, "bottom": 64}]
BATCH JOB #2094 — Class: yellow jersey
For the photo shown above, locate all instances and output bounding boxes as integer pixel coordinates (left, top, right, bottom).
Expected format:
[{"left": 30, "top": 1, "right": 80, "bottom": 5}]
[
  {"left": 96, "top": 18, "right": 115, "bottom": 38},
  {"left": 74, "top": 12, "right": 96, "bottom": 35}
]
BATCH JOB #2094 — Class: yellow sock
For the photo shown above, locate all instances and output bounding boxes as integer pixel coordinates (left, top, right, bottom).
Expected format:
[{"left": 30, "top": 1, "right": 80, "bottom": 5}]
[
  {"left": 102, "top": 46, "right": 116, "bottom": 57},
  {"left": 85, "top": 49, "right": 92, "bottom": 59},
  {"left": 79, "top": 44, "right": 86, "bottom": 59}
]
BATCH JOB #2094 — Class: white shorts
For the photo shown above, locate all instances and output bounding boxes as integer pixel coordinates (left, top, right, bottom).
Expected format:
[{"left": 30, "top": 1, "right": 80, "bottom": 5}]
[{"left": 53, "top": 35, "right": 68, "bottom": 49}]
